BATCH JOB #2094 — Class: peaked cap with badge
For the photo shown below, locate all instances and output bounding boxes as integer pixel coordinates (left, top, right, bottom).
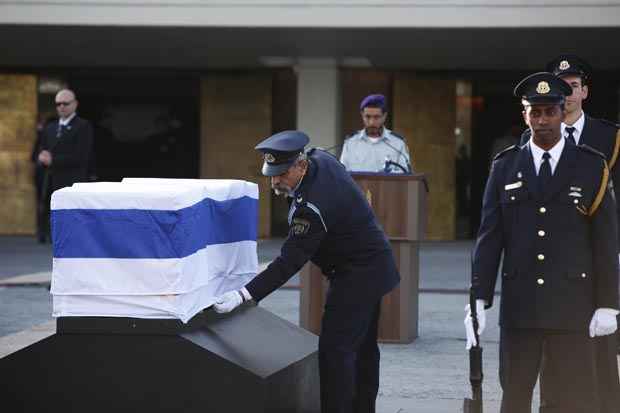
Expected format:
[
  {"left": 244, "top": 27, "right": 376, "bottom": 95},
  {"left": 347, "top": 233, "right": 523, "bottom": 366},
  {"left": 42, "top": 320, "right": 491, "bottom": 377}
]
[
  {"left": 255, "top": 130, "right": 309, "bottom": 176},
  {"left": 546, "top": 54, "right": 593, "bottom": 81},
  {"left": 513, "top": 72, "right": 573, "bottom": 105}
]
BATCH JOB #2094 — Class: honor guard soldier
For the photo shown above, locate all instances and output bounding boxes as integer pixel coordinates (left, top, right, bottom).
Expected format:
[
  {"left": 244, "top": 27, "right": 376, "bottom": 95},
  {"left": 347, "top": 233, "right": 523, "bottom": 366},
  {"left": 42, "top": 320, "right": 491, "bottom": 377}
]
[
  {"left": 212, "top": 130, "right": 400, "bottom": 413},
  {"left": 519, "top": 55, "right": 620, "bottom": 412},
  {"left": 465, "top": 72, "right": 619, "bottom": 413},
  {"left": 340, "top": 94, "right": 412, "bottom": 173}
]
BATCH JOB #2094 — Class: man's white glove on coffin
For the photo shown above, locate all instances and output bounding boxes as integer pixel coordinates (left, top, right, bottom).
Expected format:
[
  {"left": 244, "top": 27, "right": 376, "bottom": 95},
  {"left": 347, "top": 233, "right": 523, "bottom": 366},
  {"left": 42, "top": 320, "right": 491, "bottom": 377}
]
[
  {"left": 464, "top": 299, "right": 487, "bottom": 350},
  {"left": 213, "top": 288, "right": 252, "bottom": 314},
  {"left": 589, "top": 308, "right": 620, "bottom": 338}
]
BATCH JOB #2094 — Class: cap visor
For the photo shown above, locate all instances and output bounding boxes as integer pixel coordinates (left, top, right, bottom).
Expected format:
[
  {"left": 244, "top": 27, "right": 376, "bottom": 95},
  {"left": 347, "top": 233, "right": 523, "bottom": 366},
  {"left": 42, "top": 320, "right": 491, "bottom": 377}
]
[
  {"left": 261, "top": 161, "right": 293, "bottom": 177},
  {"left": 523, "top": 95, "right": 565, "bottom": 105}
]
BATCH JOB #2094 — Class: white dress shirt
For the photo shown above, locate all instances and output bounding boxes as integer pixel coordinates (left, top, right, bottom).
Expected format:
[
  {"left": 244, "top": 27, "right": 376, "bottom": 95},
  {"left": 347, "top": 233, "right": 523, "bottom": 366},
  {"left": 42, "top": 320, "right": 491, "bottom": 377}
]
[
  {"left": 339, "top": 128, "right": 411, "bottom": 173},
  {"left": 561, "top": 111, "right": 585, "bottom": 145},
  {"left": 59, "top": 112, "right": 76, "bottom": 127},
  {"left": 529, "top": 136, "right": 565, "bottom": 175}
]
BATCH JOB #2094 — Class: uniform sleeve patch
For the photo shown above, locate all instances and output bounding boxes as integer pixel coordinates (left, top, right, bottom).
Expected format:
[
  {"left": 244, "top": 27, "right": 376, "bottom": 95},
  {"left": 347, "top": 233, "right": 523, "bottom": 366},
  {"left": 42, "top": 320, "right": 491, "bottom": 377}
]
[{"left": 291, "top": 217, "right": 311, "bottom": 236}]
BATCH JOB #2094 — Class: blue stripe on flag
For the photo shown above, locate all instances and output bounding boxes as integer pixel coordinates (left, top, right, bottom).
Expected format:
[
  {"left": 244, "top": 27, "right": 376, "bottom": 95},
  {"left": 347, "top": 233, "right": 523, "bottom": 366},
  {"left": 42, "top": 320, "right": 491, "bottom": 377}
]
[{"left": 52, "top": 196, "right": 258, "bottom": 258}]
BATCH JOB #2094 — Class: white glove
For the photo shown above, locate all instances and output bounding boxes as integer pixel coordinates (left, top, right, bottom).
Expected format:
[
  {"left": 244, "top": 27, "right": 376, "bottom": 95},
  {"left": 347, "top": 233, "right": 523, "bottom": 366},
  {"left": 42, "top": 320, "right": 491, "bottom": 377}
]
[
  {"left": 589, "top": 308, "right": 619, "bottom": 337},
  {"left": 464, "top": 299, "right": 487, "bottom": 350},
  {"left": 213, "top": 288, "right": 252, "bottom": 314}
]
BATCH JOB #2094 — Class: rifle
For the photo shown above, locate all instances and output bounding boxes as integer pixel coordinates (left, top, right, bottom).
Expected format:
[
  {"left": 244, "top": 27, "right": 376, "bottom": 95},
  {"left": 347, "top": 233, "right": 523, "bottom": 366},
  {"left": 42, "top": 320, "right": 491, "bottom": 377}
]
[{"left": 463, "top": 289, "right": 483, "bottom": 413}]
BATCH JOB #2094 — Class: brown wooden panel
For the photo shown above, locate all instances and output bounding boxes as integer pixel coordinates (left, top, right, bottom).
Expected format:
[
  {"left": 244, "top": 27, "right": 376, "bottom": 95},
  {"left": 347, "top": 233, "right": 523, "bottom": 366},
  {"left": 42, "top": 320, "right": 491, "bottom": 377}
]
[
  {"left": 340, "top": 69, "right": 392, "bottom": 139},
  {"left": 0, "top": 74, "right": 37, "bottom": 235},
  {"left": 200, "top": 73, "right": 272, "bottom": 237},
  {"left": 393, "top": 73, "right": 456, "bottom": 240},
  {"left": 299, "top": 240, "right": 419, "bottom": 343},
  {"left": 353, "top": 174, "right": 427, "bottom": 241}
]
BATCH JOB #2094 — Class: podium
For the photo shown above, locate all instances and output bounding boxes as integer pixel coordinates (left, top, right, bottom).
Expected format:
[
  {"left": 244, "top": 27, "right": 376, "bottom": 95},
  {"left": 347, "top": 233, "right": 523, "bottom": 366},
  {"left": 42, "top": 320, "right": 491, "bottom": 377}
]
[{"left": 299, "top": 173, "right": 427, "bottom": 343}]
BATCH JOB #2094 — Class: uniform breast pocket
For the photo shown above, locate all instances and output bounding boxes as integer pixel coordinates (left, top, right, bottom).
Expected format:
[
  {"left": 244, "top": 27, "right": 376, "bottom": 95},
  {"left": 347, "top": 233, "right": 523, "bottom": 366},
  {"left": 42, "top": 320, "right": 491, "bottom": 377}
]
[
  {"left": 500, "top": 187, "right": 529, "bottom": 205},
  {"left": 561, "top": 191, "right": 592, "bottom": 218},
  {"left": 500, "top": 187, "right": 530, "bottom": 229}
]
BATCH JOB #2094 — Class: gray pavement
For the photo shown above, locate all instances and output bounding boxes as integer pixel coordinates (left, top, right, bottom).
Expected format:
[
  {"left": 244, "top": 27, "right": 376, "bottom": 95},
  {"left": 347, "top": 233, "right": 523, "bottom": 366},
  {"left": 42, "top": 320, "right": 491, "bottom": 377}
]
[
  {"left": 0, "top": 236, "right": 52, "bottom": 280},
  {"left": 0, "top": 236, "right": 535, "bottom": 412}
]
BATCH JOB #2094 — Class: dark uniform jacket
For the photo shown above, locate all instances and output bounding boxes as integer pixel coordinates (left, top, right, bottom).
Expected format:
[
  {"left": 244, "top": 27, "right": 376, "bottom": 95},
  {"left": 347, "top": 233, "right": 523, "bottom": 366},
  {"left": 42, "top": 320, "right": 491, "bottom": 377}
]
[
  {"left": 246, "top": 148, "right": 400, "bottom": 303},
  {"left": 40, "top": 116, "right": 94, "bottom": 193},
  {"left": 472, "top": 142, "right": 619, "bottom": 331},
  {"left": 520, "top": 115, "right": 620, "bottom": 246}
]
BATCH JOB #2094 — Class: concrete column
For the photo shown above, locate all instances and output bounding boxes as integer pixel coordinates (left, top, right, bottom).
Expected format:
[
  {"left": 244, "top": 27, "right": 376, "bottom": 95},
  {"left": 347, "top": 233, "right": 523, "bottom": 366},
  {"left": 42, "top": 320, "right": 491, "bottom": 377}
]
[{"left": 296, "top": 58, "right": 341, "bottom": 150}]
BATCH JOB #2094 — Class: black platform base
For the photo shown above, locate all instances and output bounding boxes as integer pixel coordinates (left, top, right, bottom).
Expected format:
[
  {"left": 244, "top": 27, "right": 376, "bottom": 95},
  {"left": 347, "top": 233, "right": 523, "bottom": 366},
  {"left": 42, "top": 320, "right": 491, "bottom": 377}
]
[{"left": 0, "top": 304, "right": 320, "bottom": 413}]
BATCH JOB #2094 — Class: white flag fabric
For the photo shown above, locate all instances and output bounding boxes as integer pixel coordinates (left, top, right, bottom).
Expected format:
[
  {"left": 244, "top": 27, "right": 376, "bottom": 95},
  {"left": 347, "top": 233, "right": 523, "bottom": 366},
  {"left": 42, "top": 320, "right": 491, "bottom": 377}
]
[{"left": 51, "top": 179, "right": 258, "bottom": 322}]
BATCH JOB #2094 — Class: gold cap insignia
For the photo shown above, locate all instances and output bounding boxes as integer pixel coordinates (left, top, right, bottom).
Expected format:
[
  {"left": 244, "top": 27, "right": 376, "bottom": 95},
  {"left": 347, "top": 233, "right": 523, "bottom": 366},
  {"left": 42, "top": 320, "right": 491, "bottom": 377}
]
[
  {"left": 559, "top": 60, "right": 570, "bottom": 70},
  {"left": 265, "top": 153, "right": 276, "bottom": 163},
  {"left": 536, "top": 81, "right": 550, "bottom": 94}
]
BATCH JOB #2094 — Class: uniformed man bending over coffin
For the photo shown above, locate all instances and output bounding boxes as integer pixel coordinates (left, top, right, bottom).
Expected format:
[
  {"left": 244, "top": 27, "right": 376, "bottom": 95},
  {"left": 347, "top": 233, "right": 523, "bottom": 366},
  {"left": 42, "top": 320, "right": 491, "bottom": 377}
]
[
  {"left": 464, "top": 72, "right": 619, "bottom": 413},
  {"left": 212, "top": 130, "right": 400, "bottom": 413}
]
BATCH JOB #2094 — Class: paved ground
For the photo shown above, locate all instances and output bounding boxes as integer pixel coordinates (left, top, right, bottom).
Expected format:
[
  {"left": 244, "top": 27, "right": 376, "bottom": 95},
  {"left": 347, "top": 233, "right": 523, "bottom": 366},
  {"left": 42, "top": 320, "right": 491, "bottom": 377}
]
[{"left": 0, "top": 236, "right": 537, "bottom": 412}]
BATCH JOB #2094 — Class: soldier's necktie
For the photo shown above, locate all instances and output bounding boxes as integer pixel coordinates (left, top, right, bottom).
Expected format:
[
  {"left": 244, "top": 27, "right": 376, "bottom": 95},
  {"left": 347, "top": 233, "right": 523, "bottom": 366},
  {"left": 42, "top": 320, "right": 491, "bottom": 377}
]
[
  {"left": 539, "top": 152, "right": 552, "bottom": 192},
  {"left": 565, "top": 126, "right": 576, "bottom": 145}
]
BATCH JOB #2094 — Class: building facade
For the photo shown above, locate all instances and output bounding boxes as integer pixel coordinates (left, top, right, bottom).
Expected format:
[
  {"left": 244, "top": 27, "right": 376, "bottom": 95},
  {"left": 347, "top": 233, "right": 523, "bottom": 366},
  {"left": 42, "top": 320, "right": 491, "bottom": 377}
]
[{"left": 1, "top": 1, "right": 619, "bottom": 239}]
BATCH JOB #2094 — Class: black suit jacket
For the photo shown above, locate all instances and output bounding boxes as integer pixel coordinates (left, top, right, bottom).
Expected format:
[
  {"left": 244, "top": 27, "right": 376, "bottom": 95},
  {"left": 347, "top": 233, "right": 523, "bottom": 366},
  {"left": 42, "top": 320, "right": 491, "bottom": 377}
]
[
  {"left": 40, "top": 115, "right": 94, "bottom": 193},
  {"left": 472, "top": 143, "right": 619, "bottom": 331},
  {"left": 520, "top": 116, "right": 620, "bottom": 246}
]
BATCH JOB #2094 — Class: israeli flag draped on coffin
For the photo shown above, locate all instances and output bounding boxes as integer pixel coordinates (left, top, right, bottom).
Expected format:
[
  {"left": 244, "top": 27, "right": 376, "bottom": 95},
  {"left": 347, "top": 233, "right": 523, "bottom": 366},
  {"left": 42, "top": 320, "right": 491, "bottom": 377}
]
[{"left": 50, "top": 179, "right": 259, "bottom": 323}]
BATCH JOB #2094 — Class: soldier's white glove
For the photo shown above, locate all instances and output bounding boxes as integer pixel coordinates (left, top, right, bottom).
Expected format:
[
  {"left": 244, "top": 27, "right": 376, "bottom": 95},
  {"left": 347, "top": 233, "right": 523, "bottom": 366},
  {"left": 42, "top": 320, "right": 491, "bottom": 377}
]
[
  {"left": 213, "top": 288, "right": 252, "bottom": 314},
  {"left": 589, "top": 308, "right": 620, "bottom": 337},
  {"left": 464, "top": 299, "right": 487, "bottom": 350}
]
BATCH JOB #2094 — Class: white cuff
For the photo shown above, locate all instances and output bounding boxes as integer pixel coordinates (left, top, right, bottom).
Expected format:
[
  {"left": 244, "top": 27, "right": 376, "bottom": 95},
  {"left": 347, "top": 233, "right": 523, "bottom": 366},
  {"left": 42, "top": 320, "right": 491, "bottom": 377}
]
[{"left": 240, "top": 287, "right": 253, "bottom": 302}]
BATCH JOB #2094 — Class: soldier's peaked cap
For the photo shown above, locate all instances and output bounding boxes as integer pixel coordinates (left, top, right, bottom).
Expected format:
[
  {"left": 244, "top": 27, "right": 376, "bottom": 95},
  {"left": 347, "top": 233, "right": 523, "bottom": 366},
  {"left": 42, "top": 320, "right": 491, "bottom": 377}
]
[
  {"left": 513, "top": 72, "right": 572, "bottom": 105},
  {"left": 546, "top": 54, "right": 592, "bottom": 80},
  {"left": 255, "top": 130, "right": 310, "bottom": 177}
]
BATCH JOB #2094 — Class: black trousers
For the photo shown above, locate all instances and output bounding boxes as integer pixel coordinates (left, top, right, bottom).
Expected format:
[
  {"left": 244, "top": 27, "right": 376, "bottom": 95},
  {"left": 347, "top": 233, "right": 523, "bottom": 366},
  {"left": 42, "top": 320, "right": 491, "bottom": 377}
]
[
  {"left": 540, "top": 333, "right": 620, "bottom": 413},
  {"left": 499, "top": 328, "right": 599, "bottom": 413},
  {"left": 318, "top": 290, "right": 381, "bottom": 413}
]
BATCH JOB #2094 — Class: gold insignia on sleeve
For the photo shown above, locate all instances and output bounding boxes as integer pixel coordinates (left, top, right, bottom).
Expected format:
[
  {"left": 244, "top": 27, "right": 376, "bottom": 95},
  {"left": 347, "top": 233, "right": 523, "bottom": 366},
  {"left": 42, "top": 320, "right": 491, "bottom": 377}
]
[
  {"left": 365, "top": 189, "right": 372, "bottom": 207},
  {"left": 536, "top": 81, "right": 551, "bottom": 94},
  {"left": 265, "top": 153, "right": 275, "bottom": 163},
  {"left": 559, "top": 60, "right": 570, "bottom": 70}
]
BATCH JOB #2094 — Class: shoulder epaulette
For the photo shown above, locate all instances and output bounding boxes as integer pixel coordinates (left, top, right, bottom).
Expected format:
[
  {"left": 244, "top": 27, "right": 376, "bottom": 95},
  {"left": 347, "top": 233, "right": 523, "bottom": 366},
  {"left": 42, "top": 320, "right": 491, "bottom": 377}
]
[
  {"left": 577, "top": 143, "right": 606, "bottom": 159},
  {"left": 521, "top": 128, "right": 531, "bottom": 139},
  {"left": 389, "top": 131, "right": 405, "bottom": 140},
  {"left": 492, "top": 144, "right": 518, "bottom": 161},
  {"left": 344, "top": 131, "right": 359, "bottom": 141},
  {"left": 598, "top": 118, "right": 620, "bottom": 130}
]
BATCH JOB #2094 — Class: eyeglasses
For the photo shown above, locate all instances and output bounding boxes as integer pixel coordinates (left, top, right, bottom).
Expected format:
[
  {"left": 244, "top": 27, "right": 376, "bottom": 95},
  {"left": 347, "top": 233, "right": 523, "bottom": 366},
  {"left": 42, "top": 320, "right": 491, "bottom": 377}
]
[{"left": 56, "top": 101, "right": 74, "bottom": 107}]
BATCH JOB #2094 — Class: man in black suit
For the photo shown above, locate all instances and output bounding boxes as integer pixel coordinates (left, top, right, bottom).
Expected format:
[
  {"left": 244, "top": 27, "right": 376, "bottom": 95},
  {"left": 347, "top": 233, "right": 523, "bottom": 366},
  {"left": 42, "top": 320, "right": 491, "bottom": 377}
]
[
  {"left": 38, "top": 89, "right": 93, "bottom": 193},
  {"left": 37, "top": 89, "right": 94, "bottom": 240},
  {"left": 466, "top": 72, "right": 619, "bottom": 413},
  {"left": 518, "top": 56, "right": 620, "bottom": 413}
]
